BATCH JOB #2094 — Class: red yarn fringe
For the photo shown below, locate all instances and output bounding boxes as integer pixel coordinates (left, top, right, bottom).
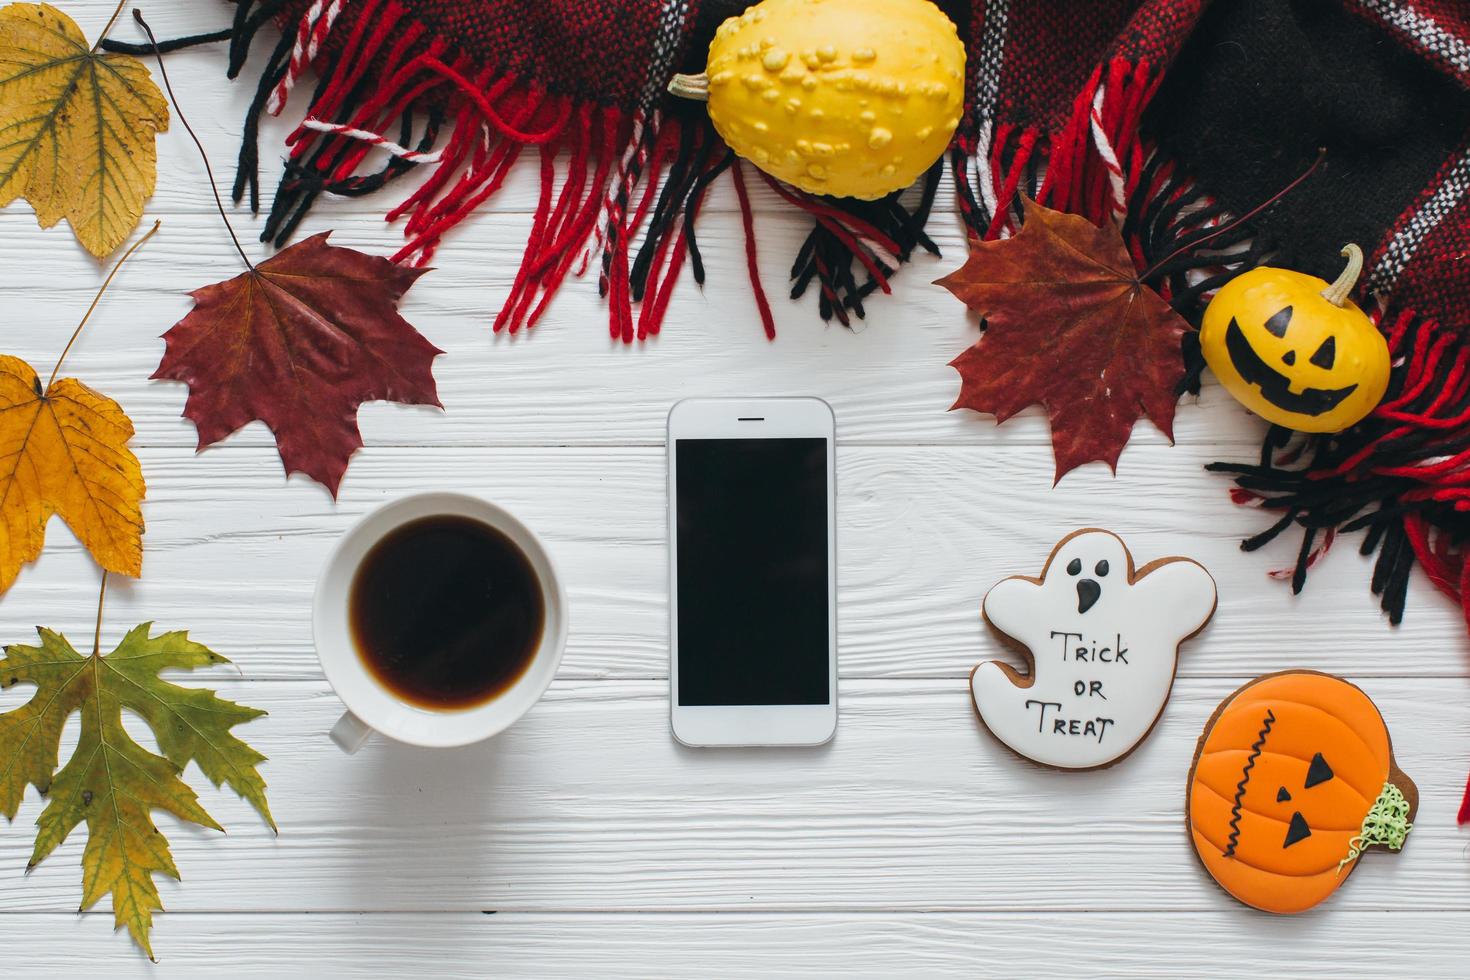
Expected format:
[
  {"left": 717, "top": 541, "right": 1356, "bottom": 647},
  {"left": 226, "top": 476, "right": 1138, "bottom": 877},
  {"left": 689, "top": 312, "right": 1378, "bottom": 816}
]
[
  {"left": 272, "top": 0, "right": 1179, "bottom": 344},
  {"left": 1350, "top": 309, "right": 1470, "bottom": 627},
  {"left": 267, "top": 0, "right": 752, "bottom": 341},
  {"left": 955, "top": 58, "right": 1166, "bottom": 247}
]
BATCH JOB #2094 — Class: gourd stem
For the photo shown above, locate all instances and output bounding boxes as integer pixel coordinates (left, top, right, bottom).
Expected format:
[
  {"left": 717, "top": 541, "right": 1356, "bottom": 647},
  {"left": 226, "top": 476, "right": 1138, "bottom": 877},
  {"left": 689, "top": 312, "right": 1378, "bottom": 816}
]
[
  {"left": 50, "top": 220, "right": 159, "bottom": 389},
  {"left": 1322, "top": 244, "right": 1363, "bottom": 307},
  {"left": 668, "top": 72, "right": 710, "bottom": 102},
  {"left": 93, "top": 571, "right": 108, "bottom": 658}
]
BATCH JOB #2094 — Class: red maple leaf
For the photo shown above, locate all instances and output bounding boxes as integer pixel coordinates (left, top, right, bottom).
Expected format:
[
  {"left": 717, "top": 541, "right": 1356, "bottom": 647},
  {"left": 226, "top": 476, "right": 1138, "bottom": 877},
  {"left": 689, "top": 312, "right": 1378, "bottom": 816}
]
[
  {"left": 935, "top": 197, "right": 1190, "bottom": 482},
  {"left": 154, "top": 232, "right": 442, "bottom": 496}
]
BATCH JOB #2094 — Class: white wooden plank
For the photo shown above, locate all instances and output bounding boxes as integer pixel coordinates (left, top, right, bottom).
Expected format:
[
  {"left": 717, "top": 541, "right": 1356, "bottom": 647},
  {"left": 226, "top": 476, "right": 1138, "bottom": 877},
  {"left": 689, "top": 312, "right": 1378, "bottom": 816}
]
[
  {"left": 3, "top": 206, "right": 1270, "bottom": 452},
  {"left": 0, "top": 444, "right": 1458, "bottom": 681},
  {"left": 0, "top": 678, "right": 1463, "bottom": 914},
  {"left": 7, "top": 910, "right": 1470, "bottom": 978}
]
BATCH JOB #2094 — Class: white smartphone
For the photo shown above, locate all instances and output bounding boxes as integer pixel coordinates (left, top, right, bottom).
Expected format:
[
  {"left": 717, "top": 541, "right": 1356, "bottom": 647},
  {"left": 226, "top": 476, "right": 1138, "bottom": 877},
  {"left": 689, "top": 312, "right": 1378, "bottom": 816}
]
[{"left": 667, "top": 397, "right": 838, "bottom": 747}]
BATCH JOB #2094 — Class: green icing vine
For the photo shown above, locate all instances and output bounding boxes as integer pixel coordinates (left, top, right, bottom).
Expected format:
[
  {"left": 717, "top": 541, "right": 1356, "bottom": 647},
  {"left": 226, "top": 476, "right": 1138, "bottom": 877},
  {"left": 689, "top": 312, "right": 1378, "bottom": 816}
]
[{"left": 1337, "top": 781, "right": 1413, "bottom": 875}]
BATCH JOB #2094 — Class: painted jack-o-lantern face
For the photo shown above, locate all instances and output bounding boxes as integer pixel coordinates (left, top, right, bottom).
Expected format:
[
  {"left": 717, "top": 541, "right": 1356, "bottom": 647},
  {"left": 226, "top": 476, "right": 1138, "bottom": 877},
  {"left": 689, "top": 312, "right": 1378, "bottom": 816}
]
[
  {"left": 1200, "top": 246, "right": 1390, "bottom": 433},
  {"left": 1187, "top": 672, "right": 1416, "bottom": 914}
]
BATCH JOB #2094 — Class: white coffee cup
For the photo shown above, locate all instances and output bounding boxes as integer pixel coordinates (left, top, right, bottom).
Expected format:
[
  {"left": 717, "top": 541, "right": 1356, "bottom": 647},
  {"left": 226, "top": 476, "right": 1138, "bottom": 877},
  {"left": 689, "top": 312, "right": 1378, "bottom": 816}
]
[{"left": 313, "top": 493, "right": 567, "bottom": 753}]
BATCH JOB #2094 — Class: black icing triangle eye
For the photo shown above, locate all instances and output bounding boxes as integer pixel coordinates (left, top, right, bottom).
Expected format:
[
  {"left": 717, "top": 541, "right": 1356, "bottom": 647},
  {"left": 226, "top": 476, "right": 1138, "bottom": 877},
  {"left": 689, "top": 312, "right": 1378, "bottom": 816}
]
[
  {"left": 1094, "top": 560, "right": 1109, "bottom": 577},
  {"left": 1310, "top": 336, "right": 1337, "bottom": 370},
  {"left": 1264, "top": 306, "right": 1293, "bottom": 338},
  {"left": 1284, "top": 811, "right": 1312, "bottom": 848},
  {"left": 1066, "top": 558, "right": 1081, "bottom": 576},
  {"left": 1304, "top": 752, "right": 1334, "bottom": 788},
  {"left": 1277, "top": 786, "right": 1292, "bottom": 803}
]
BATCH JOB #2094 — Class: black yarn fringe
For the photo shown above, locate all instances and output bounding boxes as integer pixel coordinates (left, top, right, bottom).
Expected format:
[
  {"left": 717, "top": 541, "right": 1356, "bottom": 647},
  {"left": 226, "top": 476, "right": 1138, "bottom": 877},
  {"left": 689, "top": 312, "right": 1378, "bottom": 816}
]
[
  {"left": 787, "top": 161, "right": 944, "bottom": 327},
  {"left": 1205, "top": 310, "right": 1470, "bottom": 625},
  {"left": 631, "top": 132, "right": 729, "bottom": 300},
  {"left": 1205, "top": 439, "right": 1416, "bottom": 624},
  {"left": 110, "top": 0, "right": 441, "bottom": 246},
  {"left": 1127, "top": 155, "right": 1275, "bottom": 395}
]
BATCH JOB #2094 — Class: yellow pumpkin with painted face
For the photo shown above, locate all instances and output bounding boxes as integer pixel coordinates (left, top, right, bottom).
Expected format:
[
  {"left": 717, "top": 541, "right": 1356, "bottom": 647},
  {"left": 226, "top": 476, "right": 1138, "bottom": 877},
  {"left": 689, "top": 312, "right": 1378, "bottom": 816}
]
[{"left": 1200, "top": 245, "right": 1390, "bottom": 433}]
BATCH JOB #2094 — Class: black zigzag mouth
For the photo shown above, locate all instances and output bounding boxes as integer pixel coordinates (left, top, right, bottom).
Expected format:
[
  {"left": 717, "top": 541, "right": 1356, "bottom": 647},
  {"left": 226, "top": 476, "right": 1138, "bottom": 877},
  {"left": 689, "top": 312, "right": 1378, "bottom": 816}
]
[
  {"left": 1222, "top": 707, "right": 1275, "bottom": 859},
  {"left": 1225, "top": 319, "right": 1356, "bottom": 417}
]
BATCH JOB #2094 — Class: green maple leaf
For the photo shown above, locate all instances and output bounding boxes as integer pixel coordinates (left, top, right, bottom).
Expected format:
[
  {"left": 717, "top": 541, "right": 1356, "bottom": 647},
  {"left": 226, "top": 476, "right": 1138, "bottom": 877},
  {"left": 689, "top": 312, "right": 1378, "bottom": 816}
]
[{"left": 0, "top": 623, "right": 273, "bottom": 959}]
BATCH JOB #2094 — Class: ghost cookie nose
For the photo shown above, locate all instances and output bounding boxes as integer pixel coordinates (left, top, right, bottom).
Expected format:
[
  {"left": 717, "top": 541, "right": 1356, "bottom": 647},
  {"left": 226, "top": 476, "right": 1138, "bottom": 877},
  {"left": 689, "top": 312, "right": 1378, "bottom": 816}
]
[{"left": 1077, "top": 579, "right": 1101, "bottom": 613}]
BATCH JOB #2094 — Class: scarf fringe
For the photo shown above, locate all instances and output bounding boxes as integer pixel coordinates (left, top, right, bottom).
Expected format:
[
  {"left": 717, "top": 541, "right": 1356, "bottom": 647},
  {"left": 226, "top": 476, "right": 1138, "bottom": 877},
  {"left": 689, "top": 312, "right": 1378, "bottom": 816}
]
[
  {"left": 952, "top": 59, "right": 1164, "bottom": 243},
  {"left": 1208, "top": 307, "right": 1470, "bottom": 629},
  {"left": 116, "top": 0, "right": 969, "bottom": 342},
  {"left": 112, "top": 13, "right": 1196, "bottom": 347},
  {"left": 949, "top": 57, "right": 1267, "bottom": 364}
]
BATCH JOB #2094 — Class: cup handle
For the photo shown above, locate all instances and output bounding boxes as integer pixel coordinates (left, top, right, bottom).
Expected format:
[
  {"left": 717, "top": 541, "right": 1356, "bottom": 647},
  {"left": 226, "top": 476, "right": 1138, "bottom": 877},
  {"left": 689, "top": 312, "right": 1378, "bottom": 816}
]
[{"left": 330, "top": 710, "right": 374, "bottom": 754}]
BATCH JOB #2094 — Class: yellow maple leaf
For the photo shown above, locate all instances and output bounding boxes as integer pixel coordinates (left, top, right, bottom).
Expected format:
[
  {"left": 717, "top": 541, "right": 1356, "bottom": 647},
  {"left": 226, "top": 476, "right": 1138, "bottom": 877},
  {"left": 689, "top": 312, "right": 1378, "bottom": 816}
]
[
  {"left": 1, "top": 622, "right": 274, "bottom": 959},
  {"left": 0, "top": 354, "right": 145, "bottom": 592},
  {"left": 0, "top": 2, "right": 168, "bottom": 257}
]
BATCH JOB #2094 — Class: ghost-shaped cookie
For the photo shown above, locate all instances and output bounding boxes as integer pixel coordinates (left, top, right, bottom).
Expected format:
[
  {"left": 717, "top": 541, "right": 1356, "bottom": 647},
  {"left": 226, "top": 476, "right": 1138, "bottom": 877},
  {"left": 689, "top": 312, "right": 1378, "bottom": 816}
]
[{"left": 970, "top": 529, "right": 1216, "bottom": 770}]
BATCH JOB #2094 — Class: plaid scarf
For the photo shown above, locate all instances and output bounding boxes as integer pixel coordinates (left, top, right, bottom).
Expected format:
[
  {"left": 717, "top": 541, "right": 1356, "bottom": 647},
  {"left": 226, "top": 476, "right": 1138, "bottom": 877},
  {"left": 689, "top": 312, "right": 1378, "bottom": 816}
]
[{"left": 111, "top": 0, "right": 1470, "bottom": 630}]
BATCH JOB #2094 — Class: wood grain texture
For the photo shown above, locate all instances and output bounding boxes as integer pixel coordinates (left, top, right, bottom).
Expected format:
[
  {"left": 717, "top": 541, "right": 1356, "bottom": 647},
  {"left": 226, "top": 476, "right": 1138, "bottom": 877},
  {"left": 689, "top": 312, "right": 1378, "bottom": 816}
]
[
  {"left": 0, "top": 678, "right": 1464, "bottom": 916},
  {"left": 0, "top": 445, "right": 1461, "bottom": 681},
  {"left": 8, "top": 911, "right": 1470, "bottom": 978},
  {"left": 1, "top": 209, "right": 1264, "bottom": 452},
  {"left": 0, "top": 3, "right": 1465, "bottom": 975}
]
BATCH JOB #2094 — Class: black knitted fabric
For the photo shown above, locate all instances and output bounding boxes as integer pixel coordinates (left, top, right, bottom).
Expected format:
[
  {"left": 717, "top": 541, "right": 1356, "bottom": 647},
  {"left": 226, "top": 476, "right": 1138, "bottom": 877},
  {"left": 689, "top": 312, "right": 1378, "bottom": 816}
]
[{"left": 1147, "top": 0, "right": 1470, "bottom": 283}]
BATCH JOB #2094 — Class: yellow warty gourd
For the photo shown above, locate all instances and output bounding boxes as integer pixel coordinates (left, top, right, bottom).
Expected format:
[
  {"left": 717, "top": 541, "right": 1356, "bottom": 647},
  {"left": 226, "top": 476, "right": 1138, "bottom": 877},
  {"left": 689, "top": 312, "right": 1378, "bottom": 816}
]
[{"left": 669, "top": 0, "right": 966, "bottom": 200}]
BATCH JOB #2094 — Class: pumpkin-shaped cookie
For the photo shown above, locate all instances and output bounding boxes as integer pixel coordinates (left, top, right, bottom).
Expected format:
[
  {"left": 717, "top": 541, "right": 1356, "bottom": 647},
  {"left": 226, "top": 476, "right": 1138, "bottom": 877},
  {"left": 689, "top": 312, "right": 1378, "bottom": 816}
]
[{"left": 1187, "top": 671, "right": 1415, "bottom": 914}]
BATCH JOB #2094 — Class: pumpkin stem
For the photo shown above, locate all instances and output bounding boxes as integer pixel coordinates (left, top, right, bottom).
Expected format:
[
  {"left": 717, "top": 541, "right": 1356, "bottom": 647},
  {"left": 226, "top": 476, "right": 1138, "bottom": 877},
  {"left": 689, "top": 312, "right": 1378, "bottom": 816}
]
[
  {"left": 1336, "top": 780, "right": 1413, "bottom": 875},
  {"left": 667, "top": 72, "right": 710, "bottom": 102},
  {"left": 1321, "top": 244, "right": 1363, "bottom": 307}
]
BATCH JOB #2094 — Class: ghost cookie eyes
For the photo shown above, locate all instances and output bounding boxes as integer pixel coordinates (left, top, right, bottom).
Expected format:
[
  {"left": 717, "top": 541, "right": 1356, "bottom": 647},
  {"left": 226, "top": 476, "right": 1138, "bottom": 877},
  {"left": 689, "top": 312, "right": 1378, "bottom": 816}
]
[{"left": 969, "top": 529, "right": 1217, "bottom": 771}]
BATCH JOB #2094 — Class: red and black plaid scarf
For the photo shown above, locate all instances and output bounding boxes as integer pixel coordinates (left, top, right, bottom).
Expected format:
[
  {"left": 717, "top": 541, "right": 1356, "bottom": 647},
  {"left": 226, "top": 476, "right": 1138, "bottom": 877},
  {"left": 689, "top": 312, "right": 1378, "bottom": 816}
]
[{"left": 113, "top": 0, "right": 1470, "bottom": 630}]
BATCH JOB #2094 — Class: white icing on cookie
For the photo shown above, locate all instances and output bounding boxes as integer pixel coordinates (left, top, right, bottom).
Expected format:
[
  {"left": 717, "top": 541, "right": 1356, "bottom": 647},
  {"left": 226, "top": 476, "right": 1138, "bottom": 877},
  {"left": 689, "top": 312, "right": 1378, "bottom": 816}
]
[{"left": 970, "top": 529, "right": 1216, "bottom": 769}]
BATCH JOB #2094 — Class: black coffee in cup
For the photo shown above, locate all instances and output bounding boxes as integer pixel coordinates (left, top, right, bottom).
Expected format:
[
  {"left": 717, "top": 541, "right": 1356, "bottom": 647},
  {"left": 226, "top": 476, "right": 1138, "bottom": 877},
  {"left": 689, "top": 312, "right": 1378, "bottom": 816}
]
[{"left": 348, "top": 514, "right": 545, "bottom": 709}]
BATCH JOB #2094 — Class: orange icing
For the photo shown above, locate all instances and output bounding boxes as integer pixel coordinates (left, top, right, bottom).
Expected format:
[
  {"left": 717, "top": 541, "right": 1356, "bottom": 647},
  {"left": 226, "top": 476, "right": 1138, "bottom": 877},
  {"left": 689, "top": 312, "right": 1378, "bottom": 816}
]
[{"left": 1187, "top": 672, "right": 1393, "bottom": 914}]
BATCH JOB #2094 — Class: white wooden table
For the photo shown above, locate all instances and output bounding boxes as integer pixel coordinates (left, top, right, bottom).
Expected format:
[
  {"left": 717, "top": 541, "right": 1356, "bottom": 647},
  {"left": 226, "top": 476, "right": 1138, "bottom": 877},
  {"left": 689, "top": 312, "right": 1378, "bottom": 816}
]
[{"left": 4, "top": 4, "right": 1469, "bottom": 975}]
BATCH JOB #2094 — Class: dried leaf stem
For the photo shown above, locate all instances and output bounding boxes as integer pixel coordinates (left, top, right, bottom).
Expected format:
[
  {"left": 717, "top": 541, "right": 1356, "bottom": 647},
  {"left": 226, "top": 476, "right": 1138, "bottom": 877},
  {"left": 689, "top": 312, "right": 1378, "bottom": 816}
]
[
  {"left": 132, "top": 10, "right": 254, "bottom": 271},
  {"left": 91, "top": 0, "right": 128, "bottom": 53},
  {"left": 1139, "top": 147, "right": 1327, "bottom": 283},
  {"left": 49, "top": 220, "right": 159, "bottom": 388},
  {"left": 93, "top": 571, "right": 109, "bottom": 658}
]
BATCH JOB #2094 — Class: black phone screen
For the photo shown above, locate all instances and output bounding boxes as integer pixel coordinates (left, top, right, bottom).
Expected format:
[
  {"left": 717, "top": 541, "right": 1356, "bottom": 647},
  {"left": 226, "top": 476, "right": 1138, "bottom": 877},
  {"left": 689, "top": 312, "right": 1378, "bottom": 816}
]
[{"left": 675, "top": 437, "right": 830, "bottom": 706}]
